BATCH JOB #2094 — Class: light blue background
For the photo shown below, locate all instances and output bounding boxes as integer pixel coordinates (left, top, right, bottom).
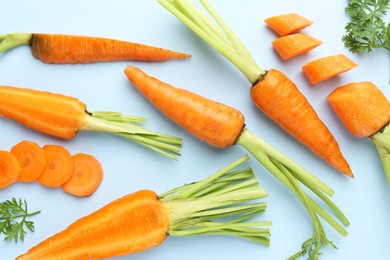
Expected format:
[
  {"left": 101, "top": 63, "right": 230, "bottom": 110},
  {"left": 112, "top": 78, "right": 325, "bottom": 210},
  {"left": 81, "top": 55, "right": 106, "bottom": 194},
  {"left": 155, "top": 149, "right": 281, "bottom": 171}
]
[{"left": 1, "top": 1, "right": 389, "bottom": 259}]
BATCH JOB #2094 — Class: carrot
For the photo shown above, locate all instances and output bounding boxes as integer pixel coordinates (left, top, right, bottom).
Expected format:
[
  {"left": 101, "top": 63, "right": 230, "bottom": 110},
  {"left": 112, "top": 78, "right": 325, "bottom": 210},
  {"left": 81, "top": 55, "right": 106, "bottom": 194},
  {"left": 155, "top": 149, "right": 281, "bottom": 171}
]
[
  {"left": 271, "top": 33, "right": 322, "bottom": 61},
  {"left": 264, "top": 13, "right": 313, "bottom": 36},
  {"left": 0, "top": 85, "right": 182, "bottom": 160},
  {"left": 158, "top": 0, "right": 352, "bottom": 179},
  {"left": 0, "top": 33, "right": 191, "bottom": 64},
  {"left": 37, "top": 145, "right": 74, "bottom": 188},
  {"left": 328, "top": 82, "right": 390, "bottom": 185},
  {"left": 125, "top": 65, "right": 350, "bottom": 259},
  {"left": 0, "top": 151, "right": 21, "bottom": 188},
  {"left": 17, "top": 155, "right": 271, "bottom": 259},
  {"left": 10, "top": 140, "right": 47, "bottom": 182},
  {"left": 302, "top": 54, "right": 358, "bottom": 85},
  {"left": 62, "top": 153, "right": 103, "bottom": 197}
]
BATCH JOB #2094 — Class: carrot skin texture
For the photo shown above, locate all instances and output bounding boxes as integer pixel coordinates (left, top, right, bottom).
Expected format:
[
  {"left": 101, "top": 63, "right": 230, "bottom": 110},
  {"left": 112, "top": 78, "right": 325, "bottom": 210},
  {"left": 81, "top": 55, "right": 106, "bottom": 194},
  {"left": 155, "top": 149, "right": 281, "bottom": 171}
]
[
  {"left": 251, "top": 69, "right": 353, "bottom": 177},
  {"left": 0, "top": 151, "right": 21, "bottom": 188},
  {"left": 0, "top": 85, "right": 86, "bottom": 139},
  {"left": 328, "top": 82, "right": 390, "bottom": 138},
  {"left": 124, "top": 66, "right": 245, "bottom": 148},
  {"left": 30, "top": 33, "right": 191, "bottom": 64},
  {"left": 264, "top": 13, "right": 313, "bottom": 36},
  {"left": 272, "top": 33, "right": 322, "bottom": 61}
]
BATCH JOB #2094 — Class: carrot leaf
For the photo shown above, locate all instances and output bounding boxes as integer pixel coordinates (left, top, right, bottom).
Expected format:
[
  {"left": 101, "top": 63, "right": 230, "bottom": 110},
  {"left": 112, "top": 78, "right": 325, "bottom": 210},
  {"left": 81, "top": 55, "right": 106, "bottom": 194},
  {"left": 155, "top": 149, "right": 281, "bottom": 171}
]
[{"left": 0, "top": 33, "right": 32, "bottom": 53}]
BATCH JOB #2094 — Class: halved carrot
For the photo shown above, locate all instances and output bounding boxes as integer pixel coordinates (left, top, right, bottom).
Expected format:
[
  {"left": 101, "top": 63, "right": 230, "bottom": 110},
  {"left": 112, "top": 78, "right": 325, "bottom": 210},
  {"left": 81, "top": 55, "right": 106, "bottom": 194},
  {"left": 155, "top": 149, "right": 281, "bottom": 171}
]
[
  {"left": 62, "top": 153, "right": 103, "bottom": 197},
  {"left": 272, "top": 33, "right": 322, "bottom": 61},
  {"left": 10, "top": 140, "right": 46, "bottom": 182},
  {"left": 264, "top": 13, "right": 313, "bottom": 36},
  {"left": 302, "top": 54, "right": 357, "bottom": 85},
  {"left": 0, "top": 151, "right": 21, "bottom": 188},
  {"left": 38, "top": 145, "right": 74, "bottom": 188}
]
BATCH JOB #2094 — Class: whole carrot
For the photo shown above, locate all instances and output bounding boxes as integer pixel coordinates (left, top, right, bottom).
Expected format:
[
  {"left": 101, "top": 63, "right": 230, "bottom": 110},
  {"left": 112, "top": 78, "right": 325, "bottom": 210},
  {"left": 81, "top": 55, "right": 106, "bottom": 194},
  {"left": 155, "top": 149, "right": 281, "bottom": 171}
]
[
  {"left": 125, "top": 65, "right": 349, "bottom": 259},
  {"left": 0, "top": 33, "right": 190, "bottom": 64},
  {"left": 0, "top": 85, "right": 182, "bottom": 160},
  {"left": 158, "top": 0, "right": 352, "bottom": 178},
  {"left": 17, "top": 155, "right": 270, "bottom": 259}
]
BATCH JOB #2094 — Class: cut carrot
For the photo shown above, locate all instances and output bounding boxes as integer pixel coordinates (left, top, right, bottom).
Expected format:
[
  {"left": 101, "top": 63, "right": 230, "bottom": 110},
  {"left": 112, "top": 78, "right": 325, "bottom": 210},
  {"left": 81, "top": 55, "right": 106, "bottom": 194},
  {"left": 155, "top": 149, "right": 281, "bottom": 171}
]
[
  {"left": 38, "top": 145, "right": 74, "bottom": 188},
  {"left": 0, "top": 33, "right": 191, "bottom": 64},
  {"left": 264, "top": 13, "right": 313, "bottom": 36},
  {"left": 17, "top": 156, "right": 270, "bottom": 259},
  {"left": 0, "top": 151, "right": 21, "bottom": 188},
  {"left": 328, "top": 82, "right": 390, "bottom": 138},
  {"left": 272, "top": 33, "right": 322, "bottom": 61},
  {"left": 62, "top": 153, "right": 103, "bottom": 197},
  {"left": 302, "top": 54, "right": 357, "bottom": 85},
  {"left": 10, "top": 140, "right": 46, "bottom": 182}
]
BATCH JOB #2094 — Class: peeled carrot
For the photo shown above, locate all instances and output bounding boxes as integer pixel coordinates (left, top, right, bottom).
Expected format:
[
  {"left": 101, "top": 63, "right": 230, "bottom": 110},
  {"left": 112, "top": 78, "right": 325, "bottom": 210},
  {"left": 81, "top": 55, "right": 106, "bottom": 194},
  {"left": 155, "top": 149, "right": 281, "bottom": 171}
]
[
  {"left": 125, "top": 65, "right": 350, "bottom": 259},
  {"left": 17, "top": 155, "right": 270, "bottom": 259},
  {"left": 38, "top": 145, "right": 74, "bottom": 188},
  {"left": 264, "top": 13, "right": 313, "bottom": 36},
  {"left": 62, "top": 153, "right": 103, "bottom": 197},
  {"left": 272, "top": 33, "right": 322, "bottom": 61},
  {"left": 0, "top": 85, "right": 182, "bottom": 160},
  {"left": 0, "top": 151, "right": 21, "bottom": 188},
  {"left": 302, "top": 54, "right": 358, "bottom": 85},
  {"left": 328, "top": 82, "right": 390, "bottom": 185},
  {"left": 10, "top": 140, "right": 46, "bottom": 182},
  {"left": 0, "top": 33, "right": 191, "bottom": 64}
]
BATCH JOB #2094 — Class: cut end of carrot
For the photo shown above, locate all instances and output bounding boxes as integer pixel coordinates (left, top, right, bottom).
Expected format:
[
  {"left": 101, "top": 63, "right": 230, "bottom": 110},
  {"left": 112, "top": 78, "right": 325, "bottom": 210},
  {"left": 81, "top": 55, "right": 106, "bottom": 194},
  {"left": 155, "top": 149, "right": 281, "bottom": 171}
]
[
  {"left": 0, "top": 151, "right": 21, "bottom": 188},
  {"left": 264, "top": 13, "right": 313, "bottom": 36},
  {"left": 62, "top": 153, "right": 103, "bottom": 197},
  {"left": 328, "top": 82, "right": 390, "bottom": 138},
  {"left": 272, "top": 33, "right": 322, "bottom": 61},
  {"left": 302, "top": 54, "right": 357, "bottom": 85}
]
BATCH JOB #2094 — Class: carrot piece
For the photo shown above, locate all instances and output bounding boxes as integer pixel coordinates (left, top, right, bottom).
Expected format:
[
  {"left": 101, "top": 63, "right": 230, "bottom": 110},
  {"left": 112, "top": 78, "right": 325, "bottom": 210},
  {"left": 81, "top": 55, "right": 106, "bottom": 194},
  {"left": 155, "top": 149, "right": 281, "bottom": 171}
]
[
  {"left": 328, "top": 82, "right": 390, "bottom": 138},
  {"left": 0, "top": 33, "right": 191, "bottom": 64},
  {"left": 272, "top": 33, "right": 322, "bottom": 61},
  {"left": 10, "top": 140, "right": 47, "bottom": 182},
  {"left": 264, "top": 13, "right": 313, "bottom": 36},
  {"left": 0, "top": 85, "right": 182, "bottom": 160},
  {"left": 62, "top": 153, "right": 103, "bottom": 197},
  {"left": 0, "top": 151, "right": 21, "bottom": 188},
  {"left": 38, "top": 145, "right": 74, "bottom": 188},
  {"left": 302, "top": 54, "right": 358, "bottom": 85}
]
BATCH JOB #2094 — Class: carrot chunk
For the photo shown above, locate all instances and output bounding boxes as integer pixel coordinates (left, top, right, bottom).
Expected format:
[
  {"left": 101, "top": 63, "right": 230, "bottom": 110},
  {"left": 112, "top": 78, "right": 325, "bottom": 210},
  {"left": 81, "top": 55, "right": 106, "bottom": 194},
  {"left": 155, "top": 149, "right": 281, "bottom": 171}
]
[
  {"left": 264, "top": 13, "right": 313, "bottom": 36},
  {"left": 62, "top": 153, "right": 103, "bottom": 197},
  {"left": 272, "top": 33, "right": 322, "bottom": 61},
  {"left": 302, "top": 54, "right": 357, "bottom": 85},
  {"left": 38, "top": 145, "right": 74, "bottom": 188},
  {"left": 0, "top": 151, "right": 21, "bottom": 188},
  {"left": 10, "top": 140, "right": 46, "bottom": 182}
]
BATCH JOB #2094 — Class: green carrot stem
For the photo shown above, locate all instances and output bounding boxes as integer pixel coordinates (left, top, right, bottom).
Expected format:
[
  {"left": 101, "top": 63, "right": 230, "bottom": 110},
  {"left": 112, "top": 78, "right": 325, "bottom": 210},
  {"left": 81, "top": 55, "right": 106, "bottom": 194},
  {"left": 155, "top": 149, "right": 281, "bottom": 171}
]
[
  {"left": 370, "top": 125, "right": 390, "bottom": 185},
  {"left": 0, "top": 33, "right": 32, "bottom": 53}
]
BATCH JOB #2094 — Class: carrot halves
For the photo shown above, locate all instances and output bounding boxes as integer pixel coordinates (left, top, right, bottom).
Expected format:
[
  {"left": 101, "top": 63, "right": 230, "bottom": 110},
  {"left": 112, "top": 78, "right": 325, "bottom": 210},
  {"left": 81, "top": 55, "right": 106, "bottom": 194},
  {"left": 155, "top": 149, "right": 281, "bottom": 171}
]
[{"left": 0, "top": 33, "right": 190, "bottom": 64}]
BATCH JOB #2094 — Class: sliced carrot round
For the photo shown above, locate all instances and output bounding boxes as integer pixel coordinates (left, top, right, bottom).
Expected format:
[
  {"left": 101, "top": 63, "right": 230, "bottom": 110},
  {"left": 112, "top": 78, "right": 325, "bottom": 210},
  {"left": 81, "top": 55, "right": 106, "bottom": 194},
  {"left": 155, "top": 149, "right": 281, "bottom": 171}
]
[
  {"left": 0, "top": 151, "right": 21, "bottom": 188},
  {"left": 264, "top": 13, "right": 313, "bottom": 36},
  {"left": 38, "top": 145, "right": 74, "bottom": 188},
  {"left": 10, "top": 140, "right": 46, "bottom": 182},
  {"left": 272, "top": 33, "right": 322, "bottom": 61},
  {"left": 62, "top": 153, "right": 103, "bottom": 197}
]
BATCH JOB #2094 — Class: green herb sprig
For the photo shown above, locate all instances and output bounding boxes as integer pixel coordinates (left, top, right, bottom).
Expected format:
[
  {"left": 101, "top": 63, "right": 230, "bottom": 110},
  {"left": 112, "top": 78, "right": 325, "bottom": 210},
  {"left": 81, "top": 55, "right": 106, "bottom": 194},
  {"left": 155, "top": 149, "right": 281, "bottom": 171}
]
[{"left": 0, "top": 198, "right": 40, "bottom": 243}]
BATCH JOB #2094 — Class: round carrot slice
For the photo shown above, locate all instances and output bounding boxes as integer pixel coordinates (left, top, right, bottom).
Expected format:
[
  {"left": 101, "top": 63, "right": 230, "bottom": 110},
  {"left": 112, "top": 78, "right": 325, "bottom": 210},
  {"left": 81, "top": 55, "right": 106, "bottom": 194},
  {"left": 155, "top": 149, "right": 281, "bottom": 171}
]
[{"left": 0, "top": 151, "right": 21, "bottom": 188}]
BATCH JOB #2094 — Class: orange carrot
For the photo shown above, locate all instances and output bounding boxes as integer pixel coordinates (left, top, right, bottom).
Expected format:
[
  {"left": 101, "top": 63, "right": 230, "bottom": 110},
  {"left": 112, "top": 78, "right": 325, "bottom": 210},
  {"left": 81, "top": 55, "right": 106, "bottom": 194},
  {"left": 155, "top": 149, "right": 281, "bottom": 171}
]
[
  {"left": 264, "top": 13, "right": 313, "bottom": 36},
  {"left": 17, "top": 156, "right": 270, "bottom": 259},
  {"left": 38, "top": 145, "right": 74, "bottom": 188},
  {"left": 0, "top": 85, "right": 182, "bottom": 160},
  {"left": 0, "top": 151, "right": 21, "bottom": 188},
  {"left": 62, "top": 153, "right": 103, "bottom": 197},
  {"left": 302, "top": 54, "right": 358, "bottom": 85},
  {"left": 272, "top": 33, "right": 322, "bottom": 61},
  {"left": 10, "top": 140, "right": 46, "bottom": 182},
  {"left": 0, "top": 33, "right": 191, "bottom": 64}
]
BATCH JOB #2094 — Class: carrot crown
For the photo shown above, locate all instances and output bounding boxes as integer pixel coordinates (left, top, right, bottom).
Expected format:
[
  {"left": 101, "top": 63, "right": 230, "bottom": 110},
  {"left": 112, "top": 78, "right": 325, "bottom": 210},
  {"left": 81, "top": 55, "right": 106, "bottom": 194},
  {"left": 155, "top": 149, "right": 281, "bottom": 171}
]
[
  {"left": 0, "top": 33, "right": 32, "bottom": 53},
  {"left": 159, "top": 155, "right": 271, "bottom": 245}
]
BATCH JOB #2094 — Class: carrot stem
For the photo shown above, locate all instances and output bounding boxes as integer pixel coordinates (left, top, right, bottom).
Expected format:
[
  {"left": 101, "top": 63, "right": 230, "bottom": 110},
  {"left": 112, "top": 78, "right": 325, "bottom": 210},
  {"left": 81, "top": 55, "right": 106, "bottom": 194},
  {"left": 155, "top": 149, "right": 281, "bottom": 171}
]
[
  {"left": 0, "top": 33, "right": 32, "bottom": 53},
  {"left": 370, "top": 122, "right": 390, "bottom": 185}
]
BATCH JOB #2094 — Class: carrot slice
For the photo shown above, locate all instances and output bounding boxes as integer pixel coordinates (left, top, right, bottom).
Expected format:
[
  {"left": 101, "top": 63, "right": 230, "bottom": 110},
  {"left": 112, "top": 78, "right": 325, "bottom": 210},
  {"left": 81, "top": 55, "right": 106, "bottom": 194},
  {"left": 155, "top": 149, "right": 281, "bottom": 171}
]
[
  {"left": 302, "top": 54, "right": 357, "bottom": 85},
  {"left": 0, "top": 151, "right": 21, "bottom": 188},
  {"left": 38, "top": 145, "right": 74, "bottom": 188},
  {"left": 328, "top": 82, "right": 390, "bottom": 138},
  {"left": 10, "top": 140, "right": 46, "bottom": 182},
  {"left": 272, "top": 33, "right": 322, "bottom": 61},
  {"left": 62, "top": 153, "right": 103, "bottom": 197},
  {"left": 264, "top": 13, "right": 313, "bottom": 36}
]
